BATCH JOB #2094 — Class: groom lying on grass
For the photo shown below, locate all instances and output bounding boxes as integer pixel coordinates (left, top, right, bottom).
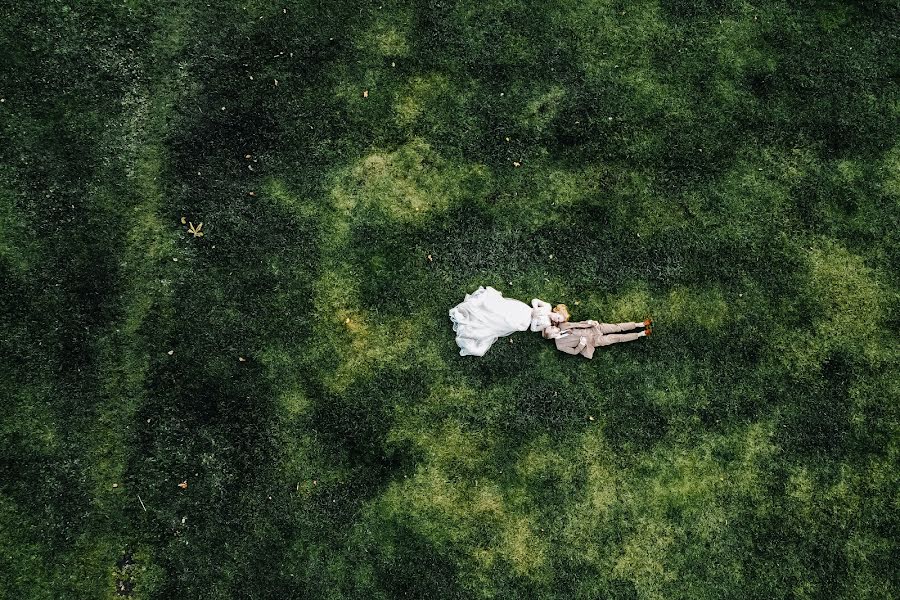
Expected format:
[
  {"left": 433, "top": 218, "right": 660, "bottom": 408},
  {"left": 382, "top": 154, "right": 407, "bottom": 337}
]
[{"left": 542, "top": 304, "right": 652, "bottom": 359}]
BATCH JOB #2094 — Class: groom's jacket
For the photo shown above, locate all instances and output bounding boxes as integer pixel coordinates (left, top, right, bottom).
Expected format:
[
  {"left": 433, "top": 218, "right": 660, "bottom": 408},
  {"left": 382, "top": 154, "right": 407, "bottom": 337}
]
[{"left": 554, "top": 321, "right": 602, "bottom": 359}]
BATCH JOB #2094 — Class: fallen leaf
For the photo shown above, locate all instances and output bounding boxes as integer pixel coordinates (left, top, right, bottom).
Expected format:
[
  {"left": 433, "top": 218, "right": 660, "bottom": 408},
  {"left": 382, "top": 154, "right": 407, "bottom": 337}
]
[
  {"left": 188, "top": 222, "right": 204, "bottom": 238},
  {"left": 239, "top": 357, "right": 246, "bottom": 362},
  {"left": 588, "top": 416, "right": 595, "bottom": 421},
  {"left": 427, "top": 254, "right": 433, "bottom": 262},
  {"left": 274, "top": 79, "right": 279, "bottom": 86},
  {"left": 167, "top": 350, "right": 174, "bottom": 355},
  {"left": 512, "top": 161, "right": 521, "bottom": 167},
  {"left": 180, "top": 216, "right": 187, "bottom": 224},
  {"left": 245, "top": 154, "right": 252, "bottom": 159},
  {"left": 112, "top": 483, "right": 119, "bottom": 488},
  {"left": 362, "top": 89, "right": 369, "bottom": 98},
  {"left": 178, "top": 481, "right": 188, "bottom": 489}
]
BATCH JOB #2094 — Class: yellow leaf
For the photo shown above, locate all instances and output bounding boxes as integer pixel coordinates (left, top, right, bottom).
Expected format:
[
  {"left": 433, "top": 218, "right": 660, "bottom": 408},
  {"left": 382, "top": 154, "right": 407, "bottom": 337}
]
[{"left": 188, "top": 222, "right": 204, "bottom": 238}]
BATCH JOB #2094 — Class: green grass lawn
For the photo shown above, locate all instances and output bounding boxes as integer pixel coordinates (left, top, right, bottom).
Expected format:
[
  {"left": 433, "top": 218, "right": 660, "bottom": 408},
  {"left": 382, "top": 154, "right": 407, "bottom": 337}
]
[{"left": 1, "top": 1, "right": 898, "bottom": 598}]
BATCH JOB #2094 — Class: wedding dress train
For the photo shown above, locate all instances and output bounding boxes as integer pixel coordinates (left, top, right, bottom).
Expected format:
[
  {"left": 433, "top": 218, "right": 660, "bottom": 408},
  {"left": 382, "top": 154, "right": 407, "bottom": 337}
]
[{"left": 449, "top": 287, "right": 551, "bottom": 356}]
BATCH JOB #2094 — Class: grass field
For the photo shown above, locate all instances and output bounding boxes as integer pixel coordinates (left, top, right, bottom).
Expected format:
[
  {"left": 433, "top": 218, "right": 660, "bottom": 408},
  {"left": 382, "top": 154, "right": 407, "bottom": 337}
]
[{"left": 1, "top": 1, "right": 898, "bottom": 598}]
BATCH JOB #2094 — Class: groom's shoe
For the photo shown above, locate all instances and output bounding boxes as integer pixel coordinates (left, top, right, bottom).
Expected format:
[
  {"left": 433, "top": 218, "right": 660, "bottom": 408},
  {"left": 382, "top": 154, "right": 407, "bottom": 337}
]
[
  {"left": 644, "top": 327, "right": 652, "bottom": 337},
  {"left": 643, "top": 318, "right": 653, "bottom": 327}
]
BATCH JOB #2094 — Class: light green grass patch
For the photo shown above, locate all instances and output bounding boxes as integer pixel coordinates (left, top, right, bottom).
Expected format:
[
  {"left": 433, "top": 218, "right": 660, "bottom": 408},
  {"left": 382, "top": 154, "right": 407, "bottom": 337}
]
[
  {"left": 774, "top": 239, "right": 885, "bottom": 375},
  {"left": 395, "top": 73, "right": 455, "bottom": 126},
  {"left": 612, "top": 520, "right": 677, "bottom": 600},
  {"left": 356, "top": 11, "right": 412, "bottom": 58},
  {"left": 662, "top": 285, "right": 728, "bottom": 332},
  {"left": 602, "top": 282, "right": 654, "bottom": 323},
  {"left": 515, "top": 433, "right": 579, "bottom": 486},
  {"left": 395, "top": 419, "right": 489, "bottom": 475},
  {"left": 265, "top": 178, "right": 319, "bottom": 221},
  {"left": 388, "top": 382, "right": 498, "bottom": 476},
  {"left": 565, "top": 421, "right": 778, "bottom": 592},
  {"left": 520, "top": 86, "right": 566, "bottom": 133},
  {"left": 279, "top": 386, "right": 311, "bottom": 418},
  {"left": 567, "top": 0, "right": 668, "bottom": 80},
  {"left": 623, "top": 67, "right": 693, "bottom": 121},
  {"left": 379, "top": 465, "right": 550, "bottom": 589},
  {"left": 645, "top": 364, "right": 710, "bottom": 416},
  {"left": 715, "top": 152, "right": 795, "bottom": 233},
  {"left": 560, "top": 429, "right": 621, "bottom": 562},
  {"left": 712, "top": 17, "right": 776, "bottom": 81},
  {"left": 330, "top": 139, "right": 489, "bottom": 224},
  {"left": 808, "top": 240, "right": 885, "bottom": 361},
  {"left": 882, "top": 142, "right": 900, "bottom": 199},
  {"left": 315, "top": 304, "right": 431, "bottom": 394}
]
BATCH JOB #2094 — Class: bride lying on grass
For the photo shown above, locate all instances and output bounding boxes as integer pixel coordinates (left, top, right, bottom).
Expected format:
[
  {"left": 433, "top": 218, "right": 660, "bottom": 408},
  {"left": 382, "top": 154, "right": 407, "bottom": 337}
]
[{"left": 449, "top": 286, "right": 565, "bottom": 356}]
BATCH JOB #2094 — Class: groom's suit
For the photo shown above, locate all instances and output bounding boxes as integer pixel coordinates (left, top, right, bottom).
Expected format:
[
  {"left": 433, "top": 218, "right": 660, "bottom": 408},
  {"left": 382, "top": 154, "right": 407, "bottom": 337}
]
[{"left": 554, "top": 320, "right": 645, "bottom": 359}]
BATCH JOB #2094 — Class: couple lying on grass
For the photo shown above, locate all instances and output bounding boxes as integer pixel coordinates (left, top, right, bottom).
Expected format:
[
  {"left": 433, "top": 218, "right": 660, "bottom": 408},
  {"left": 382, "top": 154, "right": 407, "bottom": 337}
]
[{"left": 449, "top": 286, "right": 652, "bottom": 358}]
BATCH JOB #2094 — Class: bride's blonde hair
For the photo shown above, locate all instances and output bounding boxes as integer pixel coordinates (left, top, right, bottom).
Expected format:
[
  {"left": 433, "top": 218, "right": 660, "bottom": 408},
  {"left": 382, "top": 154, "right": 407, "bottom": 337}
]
[{"left": 554, "top": 304, "right": 570, "bottom": 321}]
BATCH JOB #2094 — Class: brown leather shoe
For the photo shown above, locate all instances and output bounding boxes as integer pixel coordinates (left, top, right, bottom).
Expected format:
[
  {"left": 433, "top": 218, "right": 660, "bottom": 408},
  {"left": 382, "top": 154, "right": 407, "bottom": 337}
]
[
  {"left": 643, "top": 318, "right": 653, "bottom": 327},
  {"left": 644, "top": 327, "right": 652, "bottom": 337}
]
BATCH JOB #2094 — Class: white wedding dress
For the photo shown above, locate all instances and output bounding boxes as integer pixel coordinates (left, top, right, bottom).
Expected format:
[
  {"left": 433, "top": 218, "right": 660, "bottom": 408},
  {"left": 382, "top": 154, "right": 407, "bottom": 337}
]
[{"left": 449, "top": 287, "right": 552, "bottom": 356}]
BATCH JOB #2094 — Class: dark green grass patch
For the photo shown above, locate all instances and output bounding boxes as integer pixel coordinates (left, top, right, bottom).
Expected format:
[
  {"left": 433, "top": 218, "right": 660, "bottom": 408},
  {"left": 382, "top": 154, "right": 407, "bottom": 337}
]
[{"left": 1, "top": 0, "right": 898, "bottom": 598}]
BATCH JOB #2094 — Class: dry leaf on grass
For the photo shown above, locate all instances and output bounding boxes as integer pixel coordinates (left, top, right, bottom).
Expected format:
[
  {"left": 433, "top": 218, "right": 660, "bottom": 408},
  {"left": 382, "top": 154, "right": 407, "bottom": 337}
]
[{"left": 188, "top": 222, "right": 204, "bottom": 238}]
